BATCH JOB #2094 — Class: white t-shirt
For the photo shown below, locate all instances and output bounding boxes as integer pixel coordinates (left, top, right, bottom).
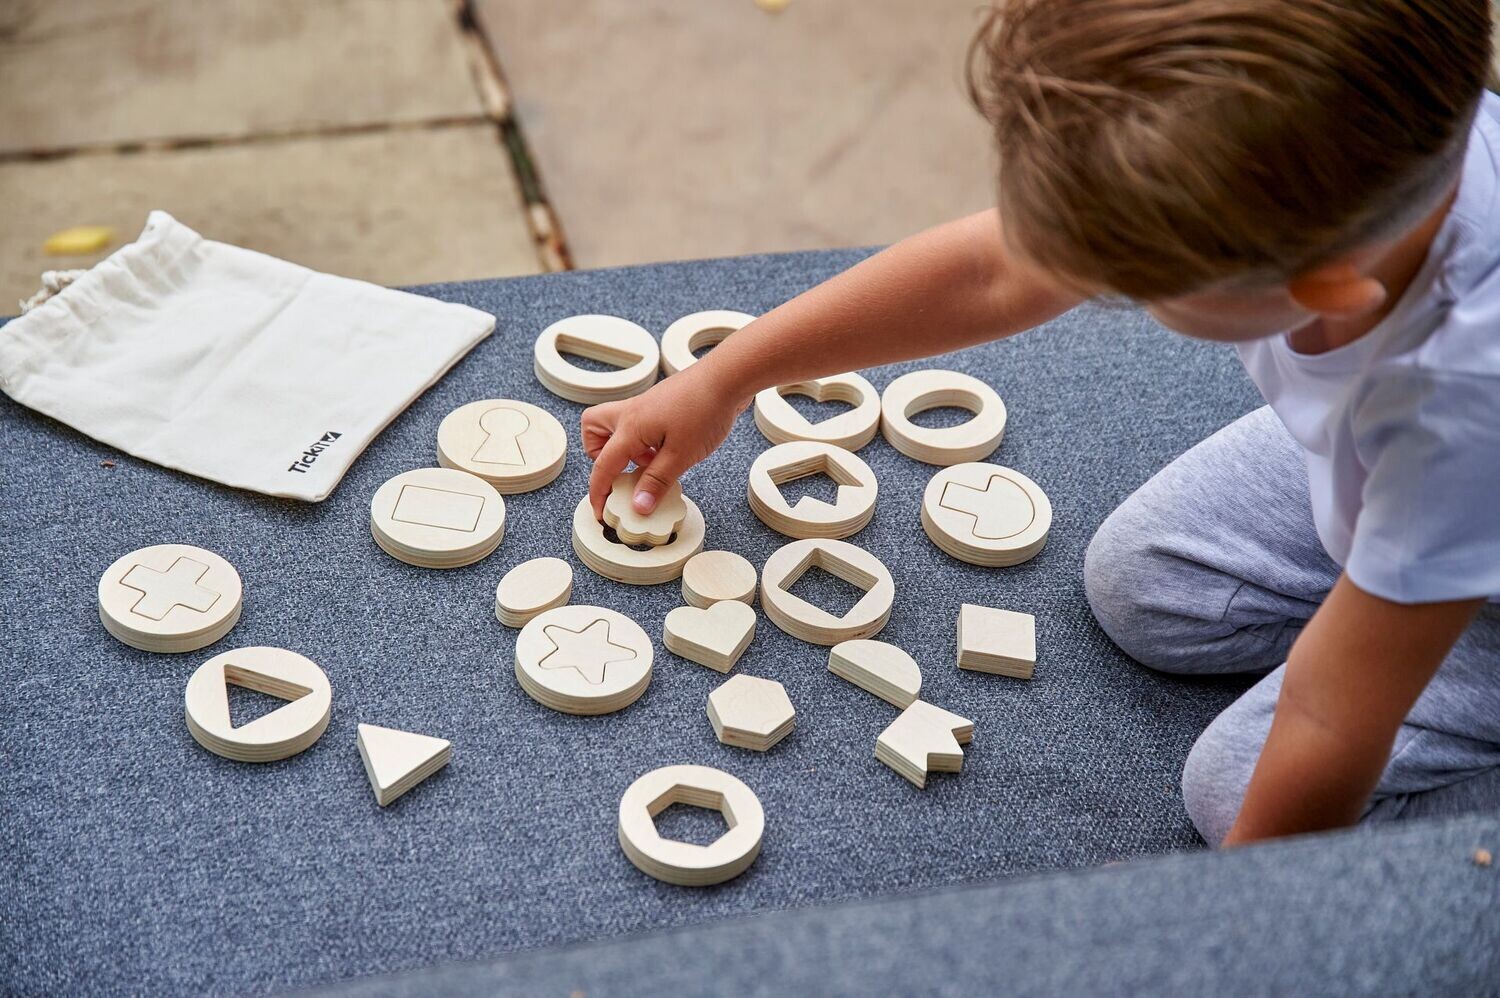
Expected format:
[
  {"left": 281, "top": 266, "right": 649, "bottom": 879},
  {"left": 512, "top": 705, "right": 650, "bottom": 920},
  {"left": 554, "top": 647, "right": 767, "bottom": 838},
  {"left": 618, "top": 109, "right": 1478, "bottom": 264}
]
[{"left": 1237, "top": 91, "right": 1500, "bottom": 604}]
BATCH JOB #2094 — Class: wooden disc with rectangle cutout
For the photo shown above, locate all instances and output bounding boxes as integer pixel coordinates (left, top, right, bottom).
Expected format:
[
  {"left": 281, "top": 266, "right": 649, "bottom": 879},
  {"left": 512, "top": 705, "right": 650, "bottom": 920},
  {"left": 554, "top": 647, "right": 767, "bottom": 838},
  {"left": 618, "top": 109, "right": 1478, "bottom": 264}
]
[
  {"left": 880, "top": 369, "right": 1007, "bottom": 465},
  {"left": 660, "top": 310, "right": 755, "bottom": 376},
  {"left": 921, "top": 462, "right": 1051, "bottom": 567},
  {"left": 760, "top": 538, "right": 894, "bottom": 645},
  {"left": 371, "top": 467, "right": 506, "bottom": 569},
  {"left": 436, "top": 399, "right": 568, "bottom": 493},
  {"left": 617, "top": 764, "right": 764, "bottom": 886},
  {"left": 747, "top": 440, "right": 877, "bottom": 539},
  {"left": 753, "top": 372, "right": 880, "bottom": 451},
  {"left": 98, "top": 543, "right": 243, "bottom": 654},
  {"left": 184, "top": 647, "right": 332, "bottom": 762},
  {"left": 514, "top": 605, "right": 654, "bottom": 715},
  {"left": 571, "top": 495, "right": 706, "bottom": 585},
  {"left": 534, "top": 314, "right": 660, "bottom": 404}
]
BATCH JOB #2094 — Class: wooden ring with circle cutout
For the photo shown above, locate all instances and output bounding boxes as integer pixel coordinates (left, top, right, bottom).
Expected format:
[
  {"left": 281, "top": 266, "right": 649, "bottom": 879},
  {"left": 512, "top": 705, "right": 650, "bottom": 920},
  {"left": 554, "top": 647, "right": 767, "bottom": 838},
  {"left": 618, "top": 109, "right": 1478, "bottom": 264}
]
[
  {"left": 184, "top": 647, "right": 332, "bottom": 763},
  {"left": 660, "top": 310, "right": 755, "bottom": 376},
  {"left": 534, "top": 314, "right": 660, "bottom": 404},
  {"left": 920, "top": 462, "right": 1051, "bottom": 567},
  {"left": 880, "top": 369, "right": 1007, "bottom": 466},
  {"left": 747, "top": 440, "right": 877, "bottom": 539},
  {"left": 571, "top": 495, "right": 706, "bottom": 585},
  {"left": 760, "top": 538, "right": 894, "bottom": 645},
  {"left": 753, "top": 372, "right": 881, "bottom": 451},
  {"left": 617, "top": 764, "right": 764, "bottom": 886}
]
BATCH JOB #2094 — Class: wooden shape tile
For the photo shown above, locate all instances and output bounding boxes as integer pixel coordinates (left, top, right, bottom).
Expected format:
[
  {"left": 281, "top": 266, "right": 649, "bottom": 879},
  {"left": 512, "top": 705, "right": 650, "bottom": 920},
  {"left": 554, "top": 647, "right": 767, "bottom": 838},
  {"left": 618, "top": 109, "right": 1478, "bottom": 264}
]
[
  {"left": 681, "top": 550, "right": 757, "bottom": 609},
  {"left": 957, "top": 603, "right": 1037, "bottom": 679},
  {"left": 879, "top": 369, "right": 1007, "bottom": 466},
  {"left": 660, "top": 309, "right": 755, "bottom": 376},
  {"left": 747, "top": 440, "right": 877, "bottom": 539},
  {"left": 874, "top": 700, "right": 974, "bottom": 789},
  {"left": 514, "top": 605, "right": 653, "bottom": 715},
  {"left": 356, "top": 723, "right": 452, "bottom": 807},
  {"left": 98, "top": 543, "right": 243, "bottom": 654},
  {"left": 371, "top": 467, "right": 506, "bottom": 569},
  {"left": 495, "top": 557, "right": 574, "bottom": 627},
  {"left": 617, "top": 764, "right": 764, "bottom": 886},
  {"left": 436, "top": 399, "right": 568, "bottom": 494},
  {"left": 752, "top": 372, "right": 881, "bottom": 451},
  {"left": 571, "top": 495, "right": 705, "bottom": 585},
  {"left": 602, "top": 468, "right": 688, "bottom": 546},
  {"left": 760, "top": 538, "right": 894, "bottom": 645},
  {"left": 664, "top": 600, "right": 757, "bottom": 673},
  {"left": 184, "top": 646, "right": 332, "bottom": 763},
  {"left": 921, "top": 462, "right": 1051, "bottom": 567},
  {"left": 707, "top": 674, "right": 794, "bottom": 751},
  {"left": 828, "top": 639, "right": 921, "bottom": 708},
  {"left": 533, "top": 314, "right": 660, "bottom": 404}
]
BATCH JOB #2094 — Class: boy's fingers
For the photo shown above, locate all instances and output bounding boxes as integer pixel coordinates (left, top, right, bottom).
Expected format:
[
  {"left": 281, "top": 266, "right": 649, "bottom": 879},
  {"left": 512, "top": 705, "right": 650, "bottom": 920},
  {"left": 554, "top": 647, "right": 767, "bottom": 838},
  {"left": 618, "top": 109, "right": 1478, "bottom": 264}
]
[
  {"left": 588, "top": 434, "right": 635, "bottom": 519},
  {"left": 632, "top": 448, "right": 688, "bottom": 513},
  {"left": 579, "top": 402, "right": 621, "bottom": 458}
]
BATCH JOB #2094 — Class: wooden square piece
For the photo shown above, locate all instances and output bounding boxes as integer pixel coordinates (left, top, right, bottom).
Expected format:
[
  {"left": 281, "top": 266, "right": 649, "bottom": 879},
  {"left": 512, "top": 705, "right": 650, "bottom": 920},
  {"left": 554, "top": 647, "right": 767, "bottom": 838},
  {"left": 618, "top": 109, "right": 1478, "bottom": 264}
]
[{"left": 957, "top": 603, "right": 1036, "bottom": 679}]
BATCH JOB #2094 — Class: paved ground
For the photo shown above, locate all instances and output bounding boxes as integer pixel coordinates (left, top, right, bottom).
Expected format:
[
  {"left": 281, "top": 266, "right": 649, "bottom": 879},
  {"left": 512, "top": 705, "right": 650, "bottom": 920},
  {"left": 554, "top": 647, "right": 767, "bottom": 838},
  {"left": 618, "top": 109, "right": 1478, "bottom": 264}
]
[{"left": 0, "top": 0, "right": 994, "bottom": 307}]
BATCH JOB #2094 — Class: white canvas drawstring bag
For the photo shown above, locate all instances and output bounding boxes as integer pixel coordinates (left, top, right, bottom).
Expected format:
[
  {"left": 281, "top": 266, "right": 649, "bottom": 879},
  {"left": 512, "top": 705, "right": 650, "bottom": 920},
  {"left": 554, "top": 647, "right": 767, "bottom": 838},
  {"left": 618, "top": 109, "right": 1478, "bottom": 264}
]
[{"left": 0, "top": 212, "right": 496, "bottom": 501}]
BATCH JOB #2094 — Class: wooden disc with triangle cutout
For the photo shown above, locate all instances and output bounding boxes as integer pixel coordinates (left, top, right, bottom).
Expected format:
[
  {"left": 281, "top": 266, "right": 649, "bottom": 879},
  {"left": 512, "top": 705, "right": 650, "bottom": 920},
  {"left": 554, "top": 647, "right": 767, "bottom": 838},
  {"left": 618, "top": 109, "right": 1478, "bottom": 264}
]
[
  {"left": 184, "top": 647, "right": 332, "bottom": 763},
  {"left": 356, "top": 723, "right": 452, "bottom": 806}
]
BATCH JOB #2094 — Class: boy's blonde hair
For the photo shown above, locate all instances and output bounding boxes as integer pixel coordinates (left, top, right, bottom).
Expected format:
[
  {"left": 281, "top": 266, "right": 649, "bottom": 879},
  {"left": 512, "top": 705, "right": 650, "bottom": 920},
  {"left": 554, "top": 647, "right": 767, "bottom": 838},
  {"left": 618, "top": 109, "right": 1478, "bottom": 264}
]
[{"left": 968, "top": 0, "right": 1492, "bottom": 299}]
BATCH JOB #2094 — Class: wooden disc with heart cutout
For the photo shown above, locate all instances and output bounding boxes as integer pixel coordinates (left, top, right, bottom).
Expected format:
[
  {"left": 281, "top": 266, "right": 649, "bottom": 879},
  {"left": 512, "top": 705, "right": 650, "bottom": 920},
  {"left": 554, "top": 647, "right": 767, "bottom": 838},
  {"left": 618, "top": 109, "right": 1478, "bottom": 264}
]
[{"left": 752, "top": 372, "right": 881, "bottom": 451}]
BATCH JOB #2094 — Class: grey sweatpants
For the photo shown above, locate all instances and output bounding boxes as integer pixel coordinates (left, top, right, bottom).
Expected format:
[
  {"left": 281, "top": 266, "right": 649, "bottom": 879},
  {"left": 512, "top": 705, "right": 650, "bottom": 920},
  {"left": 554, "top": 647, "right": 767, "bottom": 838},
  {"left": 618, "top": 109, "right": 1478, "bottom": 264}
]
[{"left": 1084, "top": 406, "right": 1500, "bottom": 845}]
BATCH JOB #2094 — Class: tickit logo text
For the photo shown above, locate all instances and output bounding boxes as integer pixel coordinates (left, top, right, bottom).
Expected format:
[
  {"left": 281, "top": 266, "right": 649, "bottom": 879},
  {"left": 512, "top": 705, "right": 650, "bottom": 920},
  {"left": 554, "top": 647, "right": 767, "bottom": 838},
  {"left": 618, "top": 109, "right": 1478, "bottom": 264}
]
[{"left": 287, "top": 431, "right": 344, "bottom": 474}]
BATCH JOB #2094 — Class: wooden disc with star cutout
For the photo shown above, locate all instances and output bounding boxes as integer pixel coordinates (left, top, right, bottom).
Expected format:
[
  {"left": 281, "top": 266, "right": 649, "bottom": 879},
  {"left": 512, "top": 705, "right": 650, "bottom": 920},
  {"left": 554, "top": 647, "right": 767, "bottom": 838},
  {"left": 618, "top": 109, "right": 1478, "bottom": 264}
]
[{"left": 514, "top": 605, "right": 654, "bottom": 715}]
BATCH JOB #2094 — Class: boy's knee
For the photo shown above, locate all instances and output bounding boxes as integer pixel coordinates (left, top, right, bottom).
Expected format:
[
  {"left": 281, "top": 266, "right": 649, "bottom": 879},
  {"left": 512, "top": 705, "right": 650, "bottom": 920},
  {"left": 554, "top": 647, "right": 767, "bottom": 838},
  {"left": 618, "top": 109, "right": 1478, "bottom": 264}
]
[
  {"left": 1084, "top": 505, "right": 1184, "bottom": 671},
  {"left": 1181, "top": 703, "right": 1267, "bottom": 846}
]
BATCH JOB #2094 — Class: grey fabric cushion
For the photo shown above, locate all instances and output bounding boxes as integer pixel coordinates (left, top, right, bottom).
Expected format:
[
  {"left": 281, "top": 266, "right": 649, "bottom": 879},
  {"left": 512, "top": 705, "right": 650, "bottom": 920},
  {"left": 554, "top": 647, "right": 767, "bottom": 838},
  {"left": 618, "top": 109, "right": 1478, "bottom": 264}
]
[{"left": 0, "top": 249, "right": 1264, "bottom": 995}]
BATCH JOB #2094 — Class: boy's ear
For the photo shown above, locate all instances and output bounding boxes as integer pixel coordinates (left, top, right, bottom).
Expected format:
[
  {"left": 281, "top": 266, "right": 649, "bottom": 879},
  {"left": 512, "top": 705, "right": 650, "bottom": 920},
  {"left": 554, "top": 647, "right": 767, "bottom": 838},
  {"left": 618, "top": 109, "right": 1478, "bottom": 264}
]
[{"left": 1287, "top": 261, "right": 1387, "bottom": 318}]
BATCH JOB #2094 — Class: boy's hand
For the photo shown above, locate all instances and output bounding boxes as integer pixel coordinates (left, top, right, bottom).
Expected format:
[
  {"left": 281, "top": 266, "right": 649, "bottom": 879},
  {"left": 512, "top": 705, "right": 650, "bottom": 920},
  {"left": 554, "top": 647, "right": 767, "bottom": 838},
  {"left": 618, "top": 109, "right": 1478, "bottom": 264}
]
[{"left": 582, "top": 367, "right": 749, "bottom": 520}]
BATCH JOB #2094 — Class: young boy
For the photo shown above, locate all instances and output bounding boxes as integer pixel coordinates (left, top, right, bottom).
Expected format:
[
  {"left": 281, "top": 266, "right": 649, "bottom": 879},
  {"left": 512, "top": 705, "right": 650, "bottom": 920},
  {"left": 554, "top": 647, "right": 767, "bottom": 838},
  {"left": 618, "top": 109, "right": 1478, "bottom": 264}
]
[{"left": 582, "top": 0, "right": 1499, "bottom": 846}]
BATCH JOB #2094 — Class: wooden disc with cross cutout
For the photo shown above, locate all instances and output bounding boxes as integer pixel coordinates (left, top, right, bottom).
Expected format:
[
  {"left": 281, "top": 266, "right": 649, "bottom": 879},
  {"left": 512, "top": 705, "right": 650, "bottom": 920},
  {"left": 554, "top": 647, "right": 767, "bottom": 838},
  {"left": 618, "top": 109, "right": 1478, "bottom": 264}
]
[{"left": 98, "top": 543, "right": 243, "bottom": 654}]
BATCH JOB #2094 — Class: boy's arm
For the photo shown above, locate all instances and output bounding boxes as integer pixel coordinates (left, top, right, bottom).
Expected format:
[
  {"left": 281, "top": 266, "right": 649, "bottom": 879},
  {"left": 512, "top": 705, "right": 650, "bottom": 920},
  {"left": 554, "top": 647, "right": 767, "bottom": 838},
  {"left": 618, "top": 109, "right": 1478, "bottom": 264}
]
[
  {"left": 1221, "top": 575, "right": 1484, "bottom": 845},
  {"left": 583, "top": 209, "right": 1082, "bottom": 515}
]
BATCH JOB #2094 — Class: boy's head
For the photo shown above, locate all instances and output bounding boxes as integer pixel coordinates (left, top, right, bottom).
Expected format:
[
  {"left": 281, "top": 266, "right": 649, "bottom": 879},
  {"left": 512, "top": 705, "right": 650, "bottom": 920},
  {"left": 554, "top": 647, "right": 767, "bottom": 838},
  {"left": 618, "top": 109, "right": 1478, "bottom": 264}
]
[{"left": 968, "top": 0, "right": 1492, "bottom": 340}]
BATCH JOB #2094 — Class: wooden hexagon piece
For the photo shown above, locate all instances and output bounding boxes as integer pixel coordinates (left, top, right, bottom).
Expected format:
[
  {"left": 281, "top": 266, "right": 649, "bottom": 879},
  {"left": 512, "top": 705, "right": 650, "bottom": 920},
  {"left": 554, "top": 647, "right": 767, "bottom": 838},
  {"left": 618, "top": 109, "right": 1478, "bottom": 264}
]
[{"left": 707, "top": 674, "right": 795, "bottom": 752}]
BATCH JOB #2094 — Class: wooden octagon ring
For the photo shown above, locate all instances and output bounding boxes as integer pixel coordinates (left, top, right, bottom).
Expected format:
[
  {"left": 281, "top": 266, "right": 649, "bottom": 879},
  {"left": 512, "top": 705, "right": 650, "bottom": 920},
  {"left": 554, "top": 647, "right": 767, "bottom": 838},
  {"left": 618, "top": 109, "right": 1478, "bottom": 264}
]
[
  {"left": 617, "top": 764, "right": 764, "bottom": 886},
  {"left": 660, "top": 309, "right": 755, "bottom": 376},
  {"left": 760, "top": 538, "right": 894, "bottom": 645},
  {"left": 184, "top": 647, "right": 332, "bottom": 763},
  {"left": 880, "top": 369, "right": 1007, "bottom": 466},
  {"left": 921, "top": 462, "right": 1052, "bottom": 567},
  {"left": 534, "top": 314, "right": 660, "bottom": 404},
  {"left": 753, "top": 372, "right": 881, "bottom": 451},
  {"left": 514, "top": 605, "right": 654, "bottom": 715},
  {"left": 747, "top": 440, "right": 877, "bottom": 539},
  {"left": 571, "top": 495, "right": 706, "bottom": 585}
]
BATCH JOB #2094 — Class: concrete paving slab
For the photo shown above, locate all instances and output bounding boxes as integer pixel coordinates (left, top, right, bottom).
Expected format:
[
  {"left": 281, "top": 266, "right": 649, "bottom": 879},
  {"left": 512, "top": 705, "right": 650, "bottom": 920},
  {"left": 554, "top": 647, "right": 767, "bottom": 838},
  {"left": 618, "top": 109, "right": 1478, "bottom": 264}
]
[
  {"left": 0, "top": 124, "right": 540, "bottom": 308},
  {"left": 0, "top": 0, "right": 484, "bottom": 154},
  {"left": 475, "top": 0, "right": 996, "bottom": 265}
]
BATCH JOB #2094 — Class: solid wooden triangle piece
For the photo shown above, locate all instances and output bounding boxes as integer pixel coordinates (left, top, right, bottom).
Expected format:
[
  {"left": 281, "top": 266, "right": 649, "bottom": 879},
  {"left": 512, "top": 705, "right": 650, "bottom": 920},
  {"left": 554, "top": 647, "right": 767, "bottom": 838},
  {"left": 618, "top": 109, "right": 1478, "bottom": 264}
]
[{"left": 357, "top": 723, "right": 452, "bottom": 805}]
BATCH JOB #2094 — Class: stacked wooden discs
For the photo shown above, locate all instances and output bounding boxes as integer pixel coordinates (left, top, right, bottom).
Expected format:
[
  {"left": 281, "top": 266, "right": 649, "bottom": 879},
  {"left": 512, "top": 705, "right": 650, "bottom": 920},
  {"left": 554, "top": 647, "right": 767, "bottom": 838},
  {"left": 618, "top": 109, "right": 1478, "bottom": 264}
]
[
  {"left": 184, "top": 647, "right": 332, "bottom": 762},
  {"left": 681, "top": 550, "right": 758, "bottom": 608},
  {"left": 98, "top": 543, "right": 243, "bottom": 653},
  {"left": 880, "top": 369, "right": 1007, "bottom": 465},
  {"left": 514, "top": 605, "right": 653, "bottom": 715},
  {"left": 495, "top": 557, "right": 574, "bottom": 627},
  {"left": 436, "top": 399, "right": 568, "bottom": 493},
  {"left": 747, "top": 440, "right": 877, "bottom": 539},
  {"left": 534, "top": 314, "right": 660, "bottom": 404},
  {"left": 660, "top": 309, "right": 755, "bottom": 376},
  {"left": 370, "top": 467, "right": 506, "bottom": 569},
  {"left": 760, "top": 538, "right": 895, "bottom": 645},
  {"left": 571, "top": 494, "right": 706, "bottom": 585},
  {"left": 617, "top": 765, "right": 764, "bottom": 886},
  {"left": 921, "top": 462, "right": 1051, "bottom": 567}
]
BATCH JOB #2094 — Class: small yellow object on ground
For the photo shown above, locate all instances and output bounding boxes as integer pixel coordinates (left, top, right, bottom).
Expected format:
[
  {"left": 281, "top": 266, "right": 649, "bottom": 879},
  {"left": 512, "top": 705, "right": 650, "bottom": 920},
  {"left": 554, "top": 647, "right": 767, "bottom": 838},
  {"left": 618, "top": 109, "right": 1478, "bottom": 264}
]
[
  {"left": 43, "top": 225, "right": 115, "bottom": 256},
  {"left": 755, "top": 0, "right": 791, "bottom": 12}
]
